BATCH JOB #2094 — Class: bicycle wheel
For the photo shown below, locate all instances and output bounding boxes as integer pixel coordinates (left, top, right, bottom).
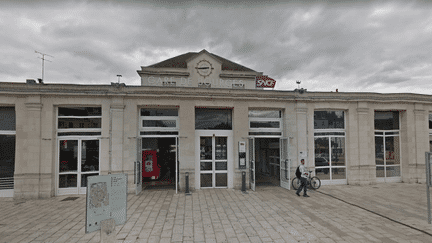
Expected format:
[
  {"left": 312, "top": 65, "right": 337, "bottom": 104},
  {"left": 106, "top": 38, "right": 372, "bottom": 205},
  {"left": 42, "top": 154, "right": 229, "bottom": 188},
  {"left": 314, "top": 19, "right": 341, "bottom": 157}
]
[
  {"left": 292, "top": 177, "right": 301, "bottom": 190},
  {"left": 310, "top": 176, "right": 321, "bottom": 190}
]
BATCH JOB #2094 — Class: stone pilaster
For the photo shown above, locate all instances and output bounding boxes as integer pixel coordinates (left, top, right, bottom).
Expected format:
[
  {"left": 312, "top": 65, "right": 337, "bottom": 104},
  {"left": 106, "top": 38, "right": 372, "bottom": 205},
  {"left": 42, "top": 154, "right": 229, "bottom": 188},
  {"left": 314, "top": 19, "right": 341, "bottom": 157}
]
[
  {"left": 179, "top": 101, "right": 195, "bottom": 191},
  {"left": 352, "top": 102, "right": 375, "bottom": 185},
  {"left": 295, "top": 103, "right": 308, "bottom": 166},
  {"left": 412, "top": 104, "right": 428, "bottom": 183},
  {"left": 14, "top": 97, "right": 43, "bottom": 200}
]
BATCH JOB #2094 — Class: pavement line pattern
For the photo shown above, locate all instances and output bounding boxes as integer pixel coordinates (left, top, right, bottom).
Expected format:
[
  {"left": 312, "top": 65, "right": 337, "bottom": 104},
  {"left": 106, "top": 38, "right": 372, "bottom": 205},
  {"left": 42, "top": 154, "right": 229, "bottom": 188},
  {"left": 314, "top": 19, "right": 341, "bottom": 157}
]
[{"left": 317, "top": 190, "right": 432, "bottom": 238}]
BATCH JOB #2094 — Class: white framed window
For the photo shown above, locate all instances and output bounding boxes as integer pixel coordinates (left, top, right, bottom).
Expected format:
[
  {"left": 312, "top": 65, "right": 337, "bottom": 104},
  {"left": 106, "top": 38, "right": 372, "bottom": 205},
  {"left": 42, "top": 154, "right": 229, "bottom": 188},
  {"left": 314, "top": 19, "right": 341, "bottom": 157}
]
[
  {"left": 313, "top": 110, "right": 347, "bottom": 184},
  {"left": 374, "top": 111, "right": 401, "bottom": 182},
  {"left": 248, "top": 110, "right": 282, "bottom": 136},
  {"left": 57, "top": 107, "right": 102, "bottom": 195},
  {"left": 140, "top": 108, "right": 179, "bottom": 132},
  {"left": 57, "top": 107, "right": 102, "bottom": 136}
]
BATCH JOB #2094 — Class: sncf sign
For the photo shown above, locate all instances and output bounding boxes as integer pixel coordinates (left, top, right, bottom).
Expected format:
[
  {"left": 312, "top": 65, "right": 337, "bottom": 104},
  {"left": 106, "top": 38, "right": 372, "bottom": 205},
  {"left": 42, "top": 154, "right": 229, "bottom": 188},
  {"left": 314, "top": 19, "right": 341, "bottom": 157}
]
[{"left": 256, "top": 76, "right": 276, "bottom": 88}]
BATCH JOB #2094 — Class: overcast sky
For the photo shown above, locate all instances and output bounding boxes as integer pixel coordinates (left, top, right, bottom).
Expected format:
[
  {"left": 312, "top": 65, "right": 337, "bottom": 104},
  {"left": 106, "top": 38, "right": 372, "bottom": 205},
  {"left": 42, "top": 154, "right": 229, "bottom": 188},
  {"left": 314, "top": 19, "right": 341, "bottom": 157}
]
[{"left": 1, "top": 0, "right": 432, "bottom": 94}]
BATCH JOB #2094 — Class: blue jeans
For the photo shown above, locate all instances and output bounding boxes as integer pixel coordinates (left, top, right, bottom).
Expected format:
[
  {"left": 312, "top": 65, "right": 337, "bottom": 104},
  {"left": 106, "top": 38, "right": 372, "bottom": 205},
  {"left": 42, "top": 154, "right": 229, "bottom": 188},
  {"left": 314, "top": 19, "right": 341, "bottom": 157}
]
[{"left": 296, "top": 177, "right": 307, "bottom": 195}]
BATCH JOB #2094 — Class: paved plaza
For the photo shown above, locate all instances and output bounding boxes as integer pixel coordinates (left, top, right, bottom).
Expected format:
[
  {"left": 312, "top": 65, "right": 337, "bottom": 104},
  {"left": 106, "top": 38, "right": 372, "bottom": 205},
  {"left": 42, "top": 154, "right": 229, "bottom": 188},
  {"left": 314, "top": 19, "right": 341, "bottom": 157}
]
[{"left": 1, "top": 183, "right": 432, "bottom": 243}]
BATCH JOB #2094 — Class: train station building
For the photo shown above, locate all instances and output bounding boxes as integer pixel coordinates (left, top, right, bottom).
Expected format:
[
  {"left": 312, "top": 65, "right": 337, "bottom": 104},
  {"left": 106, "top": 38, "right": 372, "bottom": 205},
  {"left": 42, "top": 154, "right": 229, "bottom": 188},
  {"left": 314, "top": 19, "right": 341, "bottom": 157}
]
[{"left": 0, "top": 49, "right": 431, "bottom": 199}]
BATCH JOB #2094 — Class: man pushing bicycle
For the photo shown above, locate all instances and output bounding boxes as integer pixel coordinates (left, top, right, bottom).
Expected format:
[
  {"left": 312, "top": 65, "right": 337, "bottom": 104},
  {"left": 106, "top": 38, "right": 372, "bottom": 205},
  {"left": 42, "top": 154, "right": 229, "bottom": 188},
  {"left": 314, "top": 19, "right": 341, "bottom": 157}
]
[{"left": 296, "top": 159, "right": 310, "bottom": 197}]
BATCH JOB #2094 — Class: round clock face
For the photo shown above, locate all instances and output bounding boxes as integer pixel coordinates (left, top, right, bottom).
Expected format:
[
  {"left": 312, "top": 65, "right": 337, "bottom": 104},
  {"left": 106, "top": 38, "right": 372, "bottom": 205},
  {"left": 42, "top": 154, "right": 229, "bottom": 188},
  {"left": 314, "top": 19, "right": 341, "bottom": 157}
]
[{"left": 196, "top": 60, "right": 213, "bottom": 77}]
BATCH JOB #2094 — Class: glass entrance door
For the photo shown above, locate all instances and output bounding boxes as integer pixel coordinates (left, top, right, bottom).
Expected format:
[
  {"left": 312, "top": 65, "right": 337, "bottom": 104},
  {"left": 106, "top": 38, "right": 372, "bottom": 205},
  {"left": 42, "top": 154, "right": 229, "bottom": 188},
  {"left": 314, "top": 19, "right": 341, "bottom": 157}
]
[
  {"left": 58, "top": 138, "right": 100, "bottom": 195},
  {"left": 199, "top": 136, "right": 228, "bottom": 188}
]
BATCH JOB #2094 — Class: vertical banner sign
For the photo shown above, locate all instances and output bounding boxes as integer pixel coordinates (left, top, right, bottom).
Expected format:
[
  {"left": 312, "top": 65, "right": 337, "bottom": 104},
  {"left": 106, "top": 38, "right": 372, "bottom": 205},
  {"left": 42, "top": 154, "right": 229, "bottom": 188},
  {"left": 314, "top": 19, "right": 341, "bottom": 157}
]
[
  {"left": 86, "top": 174, "right": 128, "bottom": 233},
  {"left": 255, "top": 76, "right": 276, "bottom": 88}
]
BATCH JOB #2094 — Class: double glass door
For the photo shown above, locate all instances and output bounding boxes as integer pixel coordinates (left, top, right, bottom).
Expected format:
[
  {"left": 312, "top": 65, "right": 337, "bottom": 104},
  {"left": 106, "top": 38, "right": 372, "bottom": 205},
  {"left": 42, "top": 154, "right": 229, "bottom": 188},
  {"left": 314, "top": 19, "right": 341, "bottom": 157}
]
[
  {"left": 197, "top": 131, "right": 232, "bottom": 188},
  {"left": 200, "top": 136, "right": 228, "bottom": 188},
  {"left": 58, "top": 138, "right": 100, "bottom": 195}
]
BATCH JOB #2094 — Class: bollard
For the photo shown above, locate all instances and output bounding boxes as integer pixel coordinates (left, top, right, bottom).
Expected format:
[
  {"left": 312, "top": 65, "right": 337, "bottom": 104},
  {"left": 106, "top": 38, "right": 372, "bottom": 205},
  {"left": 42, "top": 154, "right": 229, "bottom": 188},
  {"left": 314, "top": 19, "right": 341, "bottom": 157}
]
[
  {"left": 241, "top": 171, "right": 246, "bottom": 192},
  {"left": 185, "top": 172, "right": 190, "bottom": 194}
]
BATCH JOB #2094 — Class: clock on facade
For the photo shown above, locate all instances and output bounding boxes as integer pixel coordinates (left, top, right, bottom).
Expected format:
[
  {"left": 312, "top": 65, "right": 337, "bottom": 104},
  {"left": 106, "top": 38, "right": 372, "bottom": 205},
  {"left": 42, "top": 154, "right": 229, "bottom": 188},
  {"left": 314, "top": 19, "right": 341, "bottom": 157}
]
[{"left": 195, "top": 60, "right": 213, "bottom": 77}]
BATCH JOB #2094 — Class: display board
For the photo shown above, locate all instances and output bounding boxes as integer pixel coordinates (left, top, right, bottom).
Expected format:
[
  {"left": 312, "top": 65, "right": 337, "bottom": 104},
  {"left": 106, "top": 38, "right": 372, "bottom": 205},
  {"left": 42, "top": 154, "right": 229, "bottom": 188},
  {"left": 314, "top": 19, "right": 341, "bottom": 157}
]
[{"left": 86, "top": 174, "right": 128, "bottom": 233}]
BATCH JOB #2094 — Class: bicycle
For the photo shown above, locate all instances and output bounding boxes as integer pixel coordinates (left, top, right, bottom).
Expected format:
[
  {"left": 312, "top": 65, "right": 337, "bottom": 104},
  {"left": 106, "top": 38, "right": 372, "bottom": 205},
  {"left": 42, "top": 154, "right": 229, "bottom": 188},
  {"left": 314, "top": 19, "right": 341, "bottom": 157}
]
[{"left": 292, "top": 170, "right": 321, "bottom": 190}]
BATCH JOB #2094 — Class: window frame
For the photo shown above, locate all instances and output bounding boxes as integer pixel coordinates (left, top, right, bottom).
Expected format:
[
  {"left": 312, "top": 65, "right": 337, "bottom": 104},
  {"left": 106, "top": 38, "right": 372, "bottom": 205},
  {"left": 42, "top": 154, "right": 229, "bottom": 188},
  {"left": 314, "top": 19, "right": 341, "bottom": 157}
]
[
  {"left": 57, "top": 107, "right": 102, "bottom": 135},
  {"left": 248, "top": 110, "right": 283, "bottom": 134},
  {"left": 313, "top": 110, "right": 347, "bottom": 182}
]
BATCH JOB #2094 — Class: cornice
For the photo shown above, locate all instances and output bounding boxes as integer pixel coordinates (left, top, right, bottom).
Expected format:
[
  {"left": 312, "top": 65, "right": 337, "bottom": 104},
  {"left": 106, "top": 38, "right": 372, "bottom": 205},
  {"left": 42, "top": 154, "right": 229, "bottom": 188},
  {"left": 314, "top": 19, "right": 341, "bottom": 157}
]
[{"left": 2, "top": 84, "right": 432, "bottom": 104}]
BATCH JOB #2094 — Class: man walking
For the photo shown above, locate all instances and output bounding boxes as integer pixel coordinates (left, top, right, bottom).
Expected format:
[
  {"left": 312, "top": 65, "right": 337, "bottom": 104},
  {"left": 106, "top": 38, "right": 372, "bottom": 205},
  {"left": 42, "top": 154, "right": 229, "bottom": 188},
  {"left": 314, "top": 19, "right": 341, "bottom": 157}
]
[{"left": 296, "top": 159, "right": 309, "bottom": 197}]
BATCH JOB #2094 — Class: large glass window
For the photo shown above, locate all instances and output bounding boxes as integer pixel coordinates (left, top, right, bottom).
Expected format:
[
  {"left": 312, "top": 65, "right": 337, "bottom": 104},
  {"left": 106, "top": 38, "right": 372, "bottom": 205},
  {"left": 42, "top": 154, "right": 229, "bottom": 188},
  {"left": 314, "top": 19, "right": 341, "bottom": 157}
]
[
  {"left": 0, "top": 107, "right": 16, "bottom": 193},
  {"left": 248, "top": 109, "right": 282, "bottom": 136},
  {"left": 140, "top": 108, "right": 179, "bottom": 132},
  {"left": 195, "top": 108, "right": 232, "bottom": 130},
  {"left": 0, "top": 107, "right": 16, "bottom": 131},
  {"left": 375, "top": 111, "right": 401, "bottom": 180},
  {"left": 314, "top": 111, "right": 344, "bottom": 129},
  {"left": 57, "top": 107, "right": 102, "bottom": 136},
  {"left": 314, "top": 110, "right": 346, "bottom": 181},
  {"left": 375, "top": 111, "right": 399, "bottom": 130}
]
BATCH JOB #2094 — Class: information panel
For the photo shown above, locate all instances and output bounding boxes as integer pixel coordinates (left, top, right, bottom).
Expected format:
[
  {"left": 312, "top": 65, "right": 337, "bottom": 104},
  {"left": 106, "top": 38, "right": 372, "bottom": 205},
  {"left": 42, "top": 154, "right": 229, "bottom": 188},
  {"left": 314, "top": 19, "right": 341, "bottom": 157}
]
[{"left": 86, "top": 174, "right": 128, "bottom": 233}]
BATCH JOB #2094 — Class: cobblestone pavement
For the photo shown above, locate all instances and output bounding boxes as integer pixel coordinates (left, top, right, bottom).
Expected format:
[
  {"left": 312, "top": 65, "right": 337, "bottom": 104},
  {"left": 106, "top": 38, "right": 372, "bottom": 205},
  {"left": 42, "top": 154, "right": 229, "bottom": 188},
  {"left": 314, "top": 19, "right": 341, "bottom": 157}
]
[{"left": 1, "top": 183, "right": 432, "bottom": 242}]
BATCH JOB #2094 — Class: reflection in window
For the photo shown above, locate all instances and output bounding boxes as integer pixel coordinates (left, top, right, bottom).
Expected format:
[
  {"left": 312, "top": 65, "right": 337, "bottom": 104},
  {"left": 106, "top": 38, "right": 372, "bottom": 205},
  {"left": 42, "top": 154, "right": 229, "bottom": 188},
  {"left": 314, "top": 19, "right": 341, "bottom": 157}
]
[
  {"left": 250, "top": 121, "right": 280, "bottom": 128},
  {"left": 215, "top": 137, "right": 227, "bottom": 160},
  {"left": 429, "top": 114, "right": 432, "bottom": 130},
  {"left": 58, "top": 118, "right": 102, "bottom": 129},
  {"left": 81, "top": 140, "right": 99, "bottom": 172},
  {"left": 142, "top": 120, "right": 176, "bottom": 127},
  {"left": 200, "top": 137, "right": 212, "bottom": 160},
  {"left": 314, "top": 111, "right": 344, "bottom": 129},
  {"left": 141, "top": 108, "right": 178, "bottom": 116},
  {"left": 331, "top": 137, "right": 345, "bottom": 166},
  {"left": 81, "top": 173, "right": 98, "bottom": 187},
  {"left": 200, "top": 174, "right": 212, "bottom": 187},
  {"left": 0, "top": 135, "right": 15, "bottom": 179},
  {"left": 374, "top": 111, "right": 399, "bottom": 130},
  {"left": 58, "top": 107, "right": 101, "bottom": 116},
  {"left": 195, "top": 108, "right": 232, "bottom": 130},
  {"left": 0, "top": 107, "right": 16, "bottom": 131},
  {"left": 248, "top": 110, "right": 281, "bottom": 118},
  {"left": 59, "top": 140, "right": 78, "bottom": 172},
  {"left": 59, "top": 174, "right": 77, "bottom": 188}
]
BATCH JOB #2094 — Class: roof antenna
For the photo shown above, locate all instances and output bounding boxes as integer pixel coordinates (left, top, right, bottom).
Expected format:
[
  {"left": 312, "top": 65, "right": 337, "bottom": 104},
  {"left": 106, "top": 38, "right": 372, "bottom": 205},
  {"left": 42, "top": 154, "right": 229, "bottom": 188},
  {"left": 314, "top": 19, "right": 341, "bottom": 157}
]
[{"left": 35, "top": 50, "right": 54, "bottom": 82}]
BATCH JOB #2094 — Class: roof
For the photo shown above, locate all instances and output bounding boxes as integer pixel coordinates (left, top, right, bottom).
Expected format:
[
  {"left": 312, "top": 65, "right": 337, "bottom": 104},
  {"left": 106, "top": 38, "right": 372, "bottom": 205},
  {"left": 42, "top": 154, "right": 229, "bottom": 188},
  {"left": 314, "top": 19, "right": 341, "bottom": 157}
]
[{"left": 147, "top": 50, "right": 256, "bottom": 72}]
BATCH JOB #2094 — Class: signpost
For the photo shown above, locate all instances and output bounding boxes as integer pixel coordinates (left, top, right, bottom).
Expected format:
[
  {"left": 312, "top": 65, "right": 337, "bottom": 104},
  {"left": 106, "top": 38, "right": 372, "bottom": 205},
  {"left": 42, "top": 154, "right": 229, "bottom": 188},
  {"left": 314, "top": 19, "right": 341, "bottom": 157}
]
[
  {"left": 86, "top": 174, "right": 128, "bottom": 234},
  {"left": 426, "top": 152, "right": 432, "bottom": 224}
]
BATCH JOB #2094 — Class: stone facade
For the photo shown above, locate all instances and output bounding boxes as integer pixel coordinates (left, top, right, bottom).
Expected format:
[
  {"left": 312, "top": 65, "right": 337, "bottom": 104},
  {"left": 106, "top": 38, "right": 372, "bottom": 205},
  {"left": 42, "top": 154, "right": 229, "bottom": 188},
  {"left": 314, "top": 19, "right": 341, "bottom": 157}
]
[{"left": 1, "top": 50, "right": 432, "bottom": 199}]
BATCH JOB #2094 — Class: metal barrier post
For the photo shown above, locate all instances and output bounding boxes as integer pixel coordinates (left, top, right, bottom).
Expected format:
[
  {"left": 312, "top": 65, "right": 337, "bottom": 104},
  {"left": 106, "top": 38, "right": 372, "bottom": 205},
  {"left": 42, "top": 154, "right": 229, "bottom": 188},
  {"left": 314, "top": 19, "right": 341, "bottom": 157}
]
[
  {"left": 241, "top": 171, "right": 246, "bottom": 193},
  {"left": 185, "top": 172, "right": 190, "bottom": 194}
]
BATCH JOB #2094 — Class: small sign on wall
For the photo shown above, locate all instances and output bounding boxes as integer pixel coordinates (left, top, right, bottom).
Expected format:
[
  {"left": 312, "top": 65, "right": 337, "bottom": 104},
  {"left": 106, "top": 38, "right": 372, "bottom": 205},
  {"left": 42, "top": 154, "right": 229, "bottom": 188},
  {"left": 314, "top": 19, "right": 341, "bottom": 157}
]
[{"left": 239, "top": 141, "right": 246, "bottom": 170}]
